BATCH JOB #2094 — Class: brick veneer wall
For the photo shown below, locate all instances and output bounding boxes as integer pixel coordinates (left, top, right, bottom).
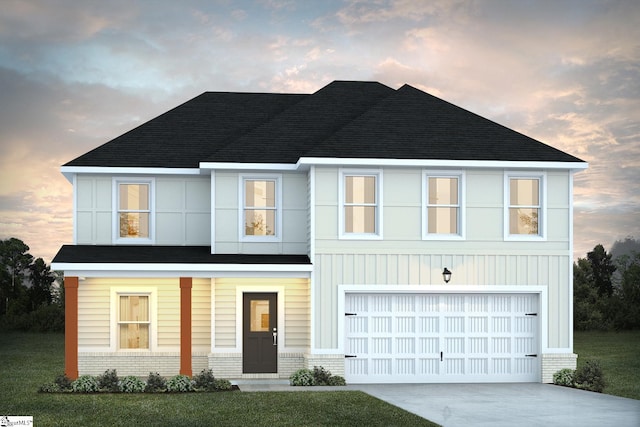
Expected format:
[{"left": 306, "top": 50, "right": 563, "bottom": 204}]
[{"left": 541, "top": 353, "right": 577, "bottom": 383}]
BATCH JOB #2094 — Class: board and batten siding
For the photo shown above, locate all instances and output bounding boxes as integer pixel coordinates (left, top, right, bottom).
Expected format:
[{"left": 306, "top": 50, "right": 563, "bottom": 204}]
[
  {"left": 213, "top": 171, "right": 308, "bottom": 254},
  {"left": 75, "top": 175, "right": 210, "bottom": 245},
  {"left": 212, "top": 278, "right": 310, "bottom": 350},
  {"left": 312, "top": 167, "right": 573, "bottom": 351}
]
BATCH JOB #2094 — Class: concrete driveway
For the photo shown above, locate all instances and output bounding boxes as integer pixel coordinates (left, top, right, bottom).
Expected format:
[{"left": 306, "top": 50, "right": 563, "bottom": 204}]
[{"left": 350, "top": 383, "right": 640, "bottom": 427}]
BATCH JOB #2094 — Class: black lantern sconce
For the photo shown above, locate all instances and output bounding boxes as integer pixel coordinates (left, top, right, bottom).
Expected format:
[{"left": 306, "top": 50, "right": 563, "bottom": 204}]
[{"left": 442, "top": 268, "right": 452, "bottom": 283}]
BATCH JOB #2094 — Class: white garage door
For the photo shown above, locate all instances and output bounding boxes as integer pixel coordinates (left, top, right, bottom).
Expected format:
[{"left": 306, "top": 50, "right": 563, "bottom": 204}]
[{"left": 344, "top": 293, "right": 539, "bottom": 383}]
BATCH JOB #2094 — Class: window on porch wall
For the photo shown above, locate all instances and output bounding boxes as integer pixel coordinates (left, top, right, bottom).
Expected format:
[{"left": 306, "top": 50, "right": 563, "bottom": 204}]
[{"left": 119, "top": 295, "right": 150, "bottom": 349}]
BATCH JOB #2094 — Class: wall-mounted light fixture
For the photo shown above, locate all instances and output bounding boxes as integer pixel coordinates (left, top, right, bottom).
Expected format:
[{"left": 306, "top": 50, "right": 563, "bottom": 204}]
[{"left": 442, "top": 268, "right": 452, "bottom": 283}]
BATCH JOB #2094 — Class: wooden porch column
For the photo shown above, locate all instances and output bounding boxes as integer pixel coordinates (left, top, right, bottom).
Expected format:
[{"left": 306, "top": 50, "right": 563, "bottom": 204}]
[
  {"left": 64, "top": 276, "right": 79, "bottom": 380},
  {"left": 180, "top": 277, "right": 193, "bottom": 376}
]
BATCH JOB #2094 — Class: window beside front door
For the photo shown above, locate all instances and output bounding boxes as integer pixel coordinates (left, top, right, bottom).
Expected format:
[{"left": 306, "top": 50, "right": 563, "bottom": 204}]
[
  {"left": 118, "top": 294, "right": 150, "bottom": 350},
  {"left": 340, "top": 170, "right": 382, "bottom": 239}
]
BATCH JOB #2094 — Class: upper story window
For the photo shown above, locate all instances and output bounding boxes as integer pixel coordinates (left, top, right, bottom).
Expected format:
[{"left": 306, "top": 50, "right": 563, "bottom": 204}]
[
  {"left": 423, "top": 171, "right": 465, "bottom": 239},
  {"left": 240, "top": 175, "right": 282, "bottom": 241},
  {"left": 505, "top": 173, "right": 546, "bottom": 240},
  {"left": 114, "top": 179, "right": 154, "bottom": 243},
  {"left": 118, "top": 294, "right": 150, "bottom": 349},
  {"left": 340, "top": 169, "right": 382, "bottom": 239}
]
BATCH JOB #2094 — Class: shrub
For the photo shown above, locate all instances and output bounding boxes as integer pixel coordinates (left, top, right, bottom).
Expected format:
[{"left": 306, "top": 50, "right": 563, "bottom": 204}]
[
  {"left": 574, "top": 359, "right": 606, "bottom": 392},
  {"left": 55, "top": 373, "right": 72, "bottom": 391},
  {"left": 289, "top": 369, "right": 315, "bottom": 386},
  {"left": 97, "top": 369, "right": 119, "bottom": 392},
  {"left": 553, "top": 368, "right": 575, "bottom": 387},
  {"left": 327, "top": 375, "right": 346, "bottom": 386},
  {"left": 193, "top": 369, "right": 217, "bottom": 392},
  {"left": 145, "top": 372, "right": 166, "bottom": 393},
  {"left": 214, "top": 378, "right": 232, "bottom": 391},
  {"left": 166, "top": 374, "right": 194, "bottom": 392},
  {"left": 71, "top": 375, "right": 99, "bottom": 393},
  {"left": 119, "top": 376, "right": 146, "bottom": 393},
  {"left": 313, "top": 366, "right": 332, "bottom": 386}
]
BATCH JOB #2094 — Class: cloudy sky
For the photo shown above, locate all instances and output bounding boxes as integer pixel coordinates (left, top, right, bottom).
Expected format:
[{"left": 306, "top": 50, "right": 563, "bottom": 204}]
[{"left": 0, "top": 0, "right": 638, "bottom": 263}]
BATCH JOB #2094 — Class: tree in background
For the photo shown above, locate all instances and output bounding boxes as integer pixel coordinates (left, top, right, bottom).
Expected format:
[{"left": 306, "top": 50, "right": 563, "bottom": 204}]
[
  {"left": 574, "top": 238, "right": 640, "bottom": 331},
  {"left": 0, "top": 237, "right": 62, "bottom": 331},
  {"left": 0, "top": 238, "right": 34, "bottom": 315},
  {"left": 587, "top": 244, "right": 617, "bottom": 297}
]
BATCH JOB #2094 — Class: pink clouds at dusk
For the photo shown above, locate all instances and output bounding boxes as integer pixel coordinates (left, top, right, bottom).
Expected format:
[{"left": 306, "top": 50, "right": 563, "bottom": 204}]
[{"left": 0, "top": 0, "right": 638, "bottom": 262}]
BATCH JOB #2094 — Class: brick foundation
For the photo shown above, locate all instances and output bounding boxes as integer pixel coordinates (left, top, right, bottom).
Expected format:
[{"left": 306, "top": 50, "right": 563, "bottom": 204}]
[
  {"left": 541, "top": 353, "right": 577, "bottom": 383},
  {"left": 78, "top": 352, "right": 208, "bottom": 377}
]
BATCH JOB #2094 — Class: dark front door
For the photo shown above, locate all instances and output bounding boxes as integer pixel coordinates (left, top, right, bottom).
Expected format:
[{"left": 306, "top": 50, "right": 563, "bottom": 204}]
[{"left": 243, "top": 292, "right": 277, "bottom": 373}]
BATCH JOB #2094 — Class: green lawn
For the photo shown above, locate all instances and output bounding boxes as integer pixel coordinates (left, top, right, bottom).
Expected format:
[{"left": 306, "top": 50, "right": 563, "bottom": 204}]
[
  {"left": 0, "top": 332, "right": 438, "bottom": 426},
  {"left": 573, "top": 330, "right": 640, "bottom": 400}
]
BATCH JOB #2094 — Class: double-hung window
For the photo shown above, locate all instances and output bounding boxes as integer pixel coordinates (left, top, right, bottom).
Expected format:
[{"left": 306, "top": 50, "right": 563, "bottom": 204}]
[
  {"left": 114, "top": 179, "right": 154, "bottom": 243},
  {"left": 423, "top": 171, "right": 464, "bottom": 239},
  {"left": 118, "top": 294, "right": 150, "bottom": 350},
  {"left": 241, "top": 175, "right": 282, "bottom": 241},
  {"left": 505, "top": 173, "right": 545, "bottom": 239},
  {"left": 340, "top": 170, "right": 382, "bottom": 238}
]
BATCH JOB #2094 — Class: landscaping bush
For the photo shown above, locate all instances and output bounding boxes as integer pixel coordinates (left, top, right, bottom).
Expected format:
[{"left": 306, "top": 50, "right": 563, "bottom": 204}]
[
  {"left": 290, "top": 367, "right": 347, "bottom": 386},
  {"left": 97, "top": 369, "right": 119, "bottom": 392},
  {"left": 39, "top": 382, "right": 60, "bottom": 393},
  {"left": 166, "top": 374, "right": 195, "bottom": 392},
  {"left": 193, "top": 368, "right": 217, "bottom": 391},
  {"left": 313, "top": 366, "right": 332, "bottom": 386},
  {"left": 574, "top": 359, "right": 606, "bottom": 392},
  {"left": 327, "top": 375, "right": 346, "bottom": 386},
  {"left": 119, "top": 376, "right": 146, "bottom": 393},
  {"left": 553, "top": 368, "right": 575, "bottom": 387},
  {"left": 289, "top": 368, "right": 316, "bottom": 386},
  {"left": 145, "top": 372, "right": 166, "bottom": 393},
  {"left": 55, "top": 373, "right": 72, "bottom": 391},
  {"left": 71, "top": 375, "right": 99, "bottom": 393},
  {"left": 214, "top": 378, "right": 232, "bottom": 391}
]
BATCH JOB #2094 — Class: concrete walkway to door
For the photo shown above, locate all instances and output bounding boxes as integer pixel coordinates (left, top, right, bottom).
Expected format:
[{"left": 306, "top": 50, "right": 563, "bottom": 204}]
[{"left": 350, "top": 383, "right": 640, "bottom": 427}]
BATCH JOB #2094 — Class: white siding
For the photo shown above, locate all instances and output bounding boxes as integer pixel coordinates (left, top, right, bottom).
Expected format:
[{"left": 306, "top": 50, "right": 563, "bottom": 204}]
[
  {"left": 312, "top": 166, "right": 573, "bottom": 352},
  {"left": 214, "top": 172, "right": 308, "bottom": 254},
  {"left": 74, "top": 175, "right": 210, "bottom": 245},
  {"left": 76, "top": 176, "right": 112, "bottom": 244}
]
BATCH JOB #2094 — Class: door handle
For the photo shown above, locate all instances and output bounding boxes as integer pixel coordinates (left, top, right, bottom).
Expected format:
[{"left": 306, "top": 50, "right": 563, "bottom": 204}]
[{"left": 273, "top": 328, "right": 278, "bottom": 346}]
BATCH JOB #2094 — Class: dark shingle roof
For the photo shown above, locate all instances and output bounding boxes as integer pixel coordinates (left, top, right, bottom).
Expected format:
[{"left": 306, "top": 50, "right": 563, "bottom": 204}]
[
  {"left": 64, "top": 81, "right": 584, "bottom": 167},
  {"left": 52, "top": 245, "right": 310, "bottom": 265}
]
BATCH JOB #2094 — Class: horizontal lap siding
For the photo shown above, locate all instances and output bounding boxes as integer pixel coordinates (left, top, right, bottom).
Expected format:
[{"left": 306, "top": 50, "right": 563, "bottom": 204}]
[
  {"left": 192, "top": 278, "right": 211, "bottom": 350},
  {"left": 214, "top": 279, "right": 237, "bottom": 348},
  {"left": 78, "top": 279, "right": 110, "bottom": 348}
]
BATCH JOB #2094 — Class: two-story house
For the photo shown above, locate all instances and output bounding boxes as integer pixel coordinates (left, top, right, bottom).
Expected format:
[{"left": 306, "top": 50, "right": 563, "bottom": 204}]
[{"left": 52, "top": 81, "right": 587, "bottom": 383}]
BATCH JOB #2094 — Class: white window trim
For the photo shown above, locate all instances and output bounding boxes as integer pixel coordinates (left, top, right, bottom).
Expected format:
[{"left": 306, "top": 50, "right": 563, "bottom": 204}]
[
  {"left": 238, "top": 174, "right": 283, "bottom": 242},
  {"left": 112, "top": 177, "right": 155, "bottom": 244},
  {"left": 109, "top": 287, "right": 158, "bottom": 352},
  {"left": 422, "top": 170, "right": 465, "bottom": 240},
  {"left": 504, "top": 171, "right": 547, "bottom": 241},
  {"left": 339, "top": 168, "right": 383, "bottom": 240}
]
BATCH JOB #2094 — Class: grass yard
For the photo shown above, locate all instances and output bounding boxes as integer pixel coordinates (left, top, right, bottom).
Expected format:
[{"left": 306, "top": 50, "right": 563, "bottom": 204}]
[
  {"left": 0, "top": 332, "right": 438, "bottom": 426},
  {"left": 573, "top": 330, "right": 640, "bottom": 400}
]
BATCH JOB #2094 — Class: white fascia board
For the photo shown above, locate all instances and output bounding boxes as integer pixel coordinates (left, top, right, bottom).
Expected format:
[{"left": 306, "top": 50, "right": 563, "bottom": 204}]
[
  {"left": 297, "top": 157, "right": 589, "bottom": 171},
  {"left": 51, "top": 262, "right": 313, "bottom": 274},
  {"left": 60, "top": 166, "right": 204, "bottom": 176},
  {"left": 199, "top": 162, "right": 298, "bottom": 171}
]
